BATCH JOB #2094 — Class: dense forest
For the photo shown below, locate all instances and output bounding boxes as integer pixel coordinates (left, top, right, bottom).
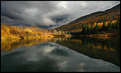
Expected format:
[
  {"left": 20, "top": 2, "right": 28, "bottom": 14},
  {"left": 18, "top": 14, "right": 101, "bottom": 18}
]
[{"left": 71, "top": 17, "right": 120, "bottom": 35}]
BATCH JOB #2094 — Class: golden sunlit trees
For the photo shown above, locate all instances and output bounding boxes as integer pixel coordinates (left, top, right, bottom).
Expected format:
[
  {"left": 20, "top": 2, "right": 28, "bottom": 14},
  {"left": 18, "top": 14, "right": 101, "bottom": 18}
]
[{"left": 79, "top": 16, "right": 120, "bottom": 34}]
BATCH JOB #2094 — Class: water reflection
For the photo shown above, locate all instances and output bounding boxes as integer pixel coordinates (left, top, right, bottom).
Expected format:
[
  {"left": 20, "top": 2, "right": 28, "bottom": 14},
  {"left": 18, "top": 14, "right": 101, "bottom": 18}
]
[
  {"left": 1, "top": 38, "right": 52, "bottom": 52},
  {"left": 55, "top": 37, "right": 120, "bottom": 67},
  {"left": 1, "top": 37, "right": 120, "bottom": 72}
]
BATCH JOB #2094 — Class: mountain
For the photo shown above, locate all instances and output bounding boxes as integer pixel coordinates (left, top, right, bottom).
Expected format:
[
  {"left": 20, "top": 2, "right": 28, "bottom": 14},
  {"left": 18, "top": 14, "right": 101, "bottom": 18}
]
[{"left": 55, "top": 4, "right": 120, "bottom": 33}]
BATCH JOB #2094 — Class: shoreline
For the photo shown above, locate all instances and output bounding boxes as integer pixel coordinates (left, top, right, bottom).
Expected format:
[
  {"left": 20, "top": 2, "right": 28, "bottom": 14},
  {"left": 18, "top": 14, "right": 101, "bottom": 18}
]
[{"left": 72, "top": 33, "right": 120, "bottom": 39}]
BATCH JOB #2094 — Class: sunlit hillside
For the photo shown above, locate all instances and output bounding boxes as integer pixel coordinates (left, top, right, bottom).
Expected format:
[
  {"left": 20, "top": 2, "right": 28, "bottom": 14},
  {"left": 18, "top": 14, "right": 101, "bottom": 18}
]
[
  {"left": 55, "top": 4, "right": 120, "bottom": 34},
  {"left": 1, "top": 24, "right": 71, "bottom": 44}
]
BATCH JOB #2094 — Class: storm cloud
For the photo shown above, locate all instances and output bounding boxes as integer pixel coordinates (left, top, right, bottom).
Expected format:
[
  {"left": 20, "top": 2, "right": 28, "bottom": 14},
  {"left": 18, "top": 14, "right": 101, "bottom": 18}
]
[{"left": 1, "top": 1, "right": 120, "bottom": 28}]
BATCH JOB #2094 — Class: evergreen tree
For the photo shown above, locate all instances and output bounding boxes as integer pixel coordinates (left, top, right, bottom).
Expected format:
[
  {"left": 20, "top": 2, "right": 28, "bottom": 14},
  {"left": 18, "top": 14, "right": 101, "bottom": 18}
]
[
  {"left": 93, "top": 23, "right": 100, "bottom": 33},
  {"left": 68, "top": 32, "right": 71, "bottom": 35},
  {"left": 61, "top": 30, "right": 65, "bottom": 34},
  {"left": 107, "top": 21, "right": 112, "bottom": 31},
  {"left": 116, "top": 17, "right": 120, "bottom": 28},
  {"left": 86, "top": 24, "right": 90, "bottom": 34},
  {"left": 83, "top": 25, "right": 87, "bottom": 33},
  {"left": 112, "top": 22, "right": 116, "bottom": 29},
  {"left": 81, "top": 25, "right": 86, "bottom": 34},
  {"left": 90, "top": 25, "right": 94, "bottom": 34},
  {"left": 102, "top": 22, "right": 107, "bottom": 31}
]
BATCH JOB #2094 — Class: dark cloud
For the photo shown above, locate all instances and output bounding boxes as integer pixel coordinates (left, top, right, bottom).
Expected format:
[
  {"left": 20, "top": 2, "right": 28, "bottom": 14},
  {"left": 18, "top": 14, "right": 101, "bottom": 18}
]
[{"left": 1, "top": 1, "right": 120, "bottom": 28}]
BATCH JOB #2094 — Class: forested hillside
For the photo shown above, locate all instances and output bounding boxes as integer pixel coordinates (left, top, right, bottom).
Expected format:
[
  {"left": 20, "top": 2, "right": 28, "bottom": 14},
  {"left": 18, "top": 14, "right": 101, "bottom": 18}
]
[{"left": 55, "top": 4, "right": 120, "bottom": 35}]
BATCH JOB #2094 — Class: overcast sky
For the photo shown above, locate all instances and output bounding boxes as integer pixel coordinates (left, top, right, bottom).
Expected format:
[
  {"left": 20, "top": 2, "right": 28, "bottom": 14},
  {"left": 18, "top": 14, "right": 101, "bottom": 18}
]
[{"left": 1, "top": 1, "right": 120, "bottom": 28}]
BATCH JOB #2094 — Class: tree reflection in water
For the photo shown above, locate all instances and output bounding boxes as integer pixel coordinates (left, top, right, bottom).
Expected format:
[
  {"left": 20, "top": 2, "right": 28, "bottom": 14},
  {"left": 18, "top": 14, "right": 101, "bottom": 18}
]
[{"left": 1, "top": 37, "right": 120, "bottom": 68}]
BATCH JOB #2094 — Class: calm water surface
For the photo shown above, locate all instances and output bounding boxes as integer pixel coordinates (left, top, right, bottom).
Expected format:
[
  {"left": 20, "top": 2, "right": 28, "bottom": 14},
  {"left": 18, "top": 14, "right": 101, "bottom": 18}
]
[{"left": 1, "top": 37, "right": 120, "bottom": 72}]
